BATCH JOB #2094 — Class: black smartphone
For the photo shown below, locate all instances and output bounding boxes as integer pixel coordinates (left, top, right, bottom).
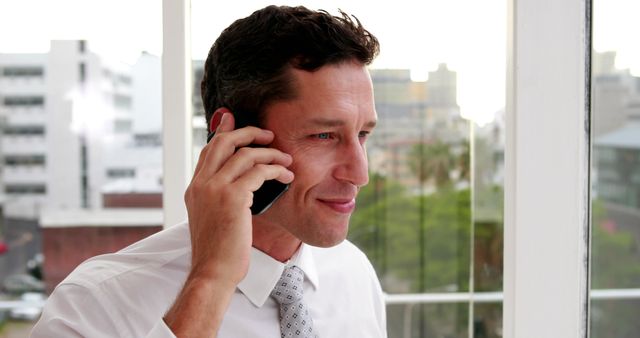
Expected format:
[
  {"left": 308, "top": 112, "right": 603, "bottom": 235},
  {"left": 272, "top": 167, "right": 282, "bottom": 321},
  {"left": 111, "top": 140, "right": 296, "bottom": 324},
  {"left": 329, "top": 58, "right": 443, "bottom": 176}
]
[{"left": 207, "top": 111, "right": 289, "bottom": 215}]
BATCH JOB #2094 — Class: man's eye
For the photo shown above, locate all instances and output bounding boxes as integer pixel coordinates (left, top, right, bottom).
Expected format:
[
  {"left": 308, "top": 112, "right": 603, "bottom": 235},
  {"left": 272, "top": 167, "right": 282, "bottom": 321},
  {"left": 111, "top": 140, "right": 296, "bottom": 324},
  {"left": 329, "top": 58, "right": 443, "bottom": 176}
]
[
  {"left": 358, "top": 131, "right": 370, "bottom": 138},
  {"left": 316, "top": 133, "right": 331, "bottom": 140}
]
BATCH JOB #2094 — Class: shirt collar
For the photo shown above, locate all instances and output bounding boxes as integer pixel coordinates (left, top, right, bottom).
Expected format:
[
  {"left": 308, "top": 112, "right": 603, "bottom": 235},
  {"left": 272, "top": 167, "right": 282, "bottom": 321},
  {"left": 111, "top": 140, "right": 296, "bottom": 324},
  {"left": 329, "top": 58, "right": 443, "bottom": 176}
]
[
  {"left": 237, "top": 243, "right": 319, "bottom": 308},
  {"left": 290, "top": 242, "right": 319, "bottom": 291}
]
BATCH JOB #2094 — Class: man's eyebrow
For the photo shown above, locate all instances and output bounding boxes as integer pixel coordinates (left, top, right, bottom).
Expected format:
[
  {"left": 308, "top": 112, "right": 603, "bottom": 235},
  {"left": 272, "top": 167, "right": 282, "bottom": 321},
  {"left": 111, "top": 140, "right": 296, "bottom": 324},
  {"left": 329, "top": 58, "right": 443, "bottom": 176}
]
[{"left": 305, "top": 118, "right": 377, "bottom": 128}]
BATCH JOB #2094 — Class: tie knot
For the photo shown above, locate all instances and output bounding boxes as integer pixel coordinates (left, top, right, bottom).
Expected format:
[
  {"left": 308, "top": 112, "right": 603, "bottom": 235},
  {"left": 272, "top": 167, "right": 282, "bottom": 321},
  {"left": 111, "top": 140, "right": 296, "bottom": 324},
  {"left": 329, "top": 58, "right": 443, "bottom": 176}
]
[{"left": 271, "top": 265, "right": 305, "bottom": 305}]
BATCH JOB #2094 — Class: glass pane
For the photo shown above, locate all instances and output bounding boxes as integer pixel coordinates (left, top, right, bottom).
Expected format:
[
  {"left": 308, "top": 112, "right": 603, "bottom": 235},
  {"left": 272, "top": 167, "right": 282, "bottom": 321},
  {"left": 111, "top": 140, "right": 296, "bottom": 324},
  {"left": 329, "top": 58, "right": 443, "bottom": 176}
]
[
  {"left": 472, "top": 123, "right": 504, "bottom": 293},
  {"left": 591, "top": 0, "right": 640, "bottom": 336},
  {"left": 473, "top": 302, "right": 503, "bottom": 338},
  {"left": 0, "top": 0, "right": 162, "bottom": 332},
  {"left": 471, "top": 122, "right": 504, "bottom": 338},
  {"left": 591, "top": 299, "right": 640, "bottom": 338},
  {"left": 387, "top": 303, "right": 469, "bottom": 338},
  {"left": 191, "top": 1, "right": 505, "bottom": 337}
]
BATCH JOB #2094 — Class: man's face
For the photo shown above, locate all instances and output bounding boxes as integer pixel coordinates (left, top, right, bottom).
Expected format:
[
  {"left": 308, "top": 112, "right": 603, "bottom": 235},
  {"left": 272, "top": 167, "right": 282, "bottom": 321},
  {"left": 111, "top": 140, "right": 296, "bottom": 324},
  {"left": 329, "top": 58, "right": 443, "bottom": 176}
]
[{"left": 257, "top": 61, "right": 377, "bottom": 247}]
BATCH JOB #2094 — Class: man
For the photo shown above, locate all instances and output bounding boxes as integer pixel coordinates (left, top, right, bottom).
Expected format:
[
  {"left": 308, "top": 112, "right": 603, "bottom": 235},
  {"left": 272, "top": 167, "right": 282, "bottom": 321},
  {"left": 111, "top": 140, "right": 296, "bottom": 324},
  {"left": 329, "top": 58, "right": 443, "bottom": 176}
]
[{"left": 32, "top": 5, "right": 385, "bottom": 337}]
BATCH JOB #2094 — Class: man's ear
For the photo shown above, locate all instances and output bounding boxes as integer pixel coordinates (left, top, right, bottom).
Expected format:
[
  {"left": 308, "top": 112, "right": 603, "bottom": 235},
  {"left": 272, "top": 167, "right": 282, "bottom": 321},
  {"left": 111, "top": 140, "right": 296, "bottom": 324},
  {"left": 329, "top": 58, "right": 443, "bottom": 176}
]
[{"left": 209, "top": 107, "right": 232, "bottom": 133}]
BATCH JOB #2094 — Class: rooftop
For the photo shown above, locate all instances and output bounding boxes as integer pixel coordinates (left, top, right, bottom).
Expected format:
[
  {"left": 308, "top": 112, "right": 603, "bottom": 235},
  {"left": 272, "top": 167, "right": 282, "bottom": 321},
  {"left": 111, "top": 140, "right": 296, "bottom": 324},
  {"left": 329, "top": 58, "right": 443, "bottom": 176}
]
[
  {"left": 39, "top": 208, "right": 163, "bottom": 228},
  {"left": 595, "top": 121, "right": 640, "bottom": 149}
]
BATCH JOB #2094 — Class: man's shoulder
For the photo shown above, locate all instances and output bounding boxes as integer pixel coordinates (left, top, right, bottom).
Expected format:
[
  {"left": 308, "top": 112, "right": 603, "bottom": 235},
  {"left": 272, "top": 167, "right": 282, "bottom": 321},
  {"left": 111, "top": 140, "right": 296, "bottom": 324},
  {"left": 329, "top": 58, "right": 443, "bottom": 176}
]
[
  {"left": 36, "top": 222, "right": 192, "bottom": 337},
  {"left": 59, "top": 221, "right": 191, "bottom": 290}
]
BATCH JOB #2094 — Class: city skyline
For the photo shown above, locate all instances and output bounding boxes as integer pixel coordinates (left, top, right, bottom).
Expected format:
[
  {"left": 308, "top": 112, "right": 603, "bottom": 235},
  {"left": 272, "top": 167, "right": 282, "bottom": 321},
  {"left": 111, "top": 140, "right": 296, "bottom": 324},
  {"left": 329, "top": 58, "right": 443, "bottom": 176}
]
[
  {"left": 2, "top": 0, "right": 639, "bottom": 126},
  {"left": 1, "top": 0, "right": 504, "bottom": 125}
]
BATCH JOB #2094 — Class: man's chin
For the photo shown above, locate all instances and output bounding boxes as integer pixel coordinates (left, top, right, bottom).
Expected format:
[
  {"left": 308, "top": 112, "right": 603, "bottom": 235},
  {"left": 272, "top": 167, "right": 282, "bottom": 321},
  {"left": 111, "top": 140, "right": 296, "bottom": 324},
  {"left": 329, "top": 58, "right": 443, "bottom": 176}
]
[{"left": 298, "top": 224, "right": 349, "bottom": 248}]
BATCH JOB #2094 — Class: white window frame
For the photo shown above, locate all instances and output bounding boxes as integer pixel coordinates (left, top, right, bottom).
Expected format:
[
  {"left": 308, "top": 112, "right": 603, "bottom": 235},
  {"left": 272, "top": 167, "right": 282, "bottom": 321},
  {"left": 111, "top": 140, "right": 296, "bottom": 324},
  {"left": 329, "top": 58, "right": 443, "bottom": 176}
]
[
  {"left": 504, "top": 0, "right": 591, "bottom": 337},
  {"left": 162, "top": 0, "right": 192, "bottom": 227},
  {"left": 161, "top": 0, "right": 593, "bottom": 337}
]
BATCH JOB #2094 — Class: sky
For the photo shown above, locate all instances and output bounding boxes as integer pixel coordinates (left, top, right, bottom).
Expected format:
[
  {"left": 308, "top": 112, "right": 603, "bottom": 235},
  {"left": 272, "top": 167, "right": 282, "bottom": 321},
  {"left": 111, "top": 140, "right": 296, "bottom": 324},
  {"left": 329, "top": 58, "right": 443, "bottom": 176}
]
[{"left": 0, "top": 0, "right": 639, "bottom": 126}]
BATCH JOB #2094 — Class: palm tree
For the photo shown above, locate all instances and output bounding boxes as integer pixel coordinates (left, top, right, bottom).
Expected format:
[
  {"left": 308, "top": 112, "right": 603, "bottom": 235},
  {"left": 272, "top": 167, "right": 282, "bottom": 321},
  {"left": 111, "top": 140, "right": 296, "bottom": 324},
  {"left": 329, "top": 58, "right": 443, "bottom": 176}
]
[
  {"left": 408, "top": 141, "right": 454, "bottom": 189},
  {"left": 457, "top": 141, "right": 471, "bottom": 183}
]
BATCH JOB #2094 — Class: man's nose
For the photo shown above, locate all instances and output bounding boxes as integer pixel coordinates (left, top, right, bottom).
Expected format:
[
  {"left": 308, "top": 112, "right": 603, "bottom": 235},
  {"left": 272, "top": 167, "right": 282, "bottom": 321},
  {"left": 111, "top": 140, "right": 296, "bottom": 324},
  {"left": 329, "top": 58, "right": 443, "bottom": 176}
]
[{"left": 333, "top": 139, "right": 369, "bottom": 187}]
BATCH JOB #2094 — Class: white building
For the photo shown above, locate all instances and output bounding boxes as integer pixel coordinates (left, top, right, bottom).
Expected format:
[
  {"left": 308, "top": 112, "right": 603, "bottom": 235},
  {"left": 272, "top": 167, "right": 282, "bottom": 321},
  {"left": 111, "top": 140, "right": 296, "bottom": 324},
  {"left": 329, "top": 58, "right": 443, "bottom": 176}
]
[
  {"left": 0, "top": 40, "right": 163, "bottom": 219},
  {"left": 592, "top": 51, "right": 640, "bottom": 137},
  {"left": 0, "top": 52, "right": 49, "bottom": 218}
]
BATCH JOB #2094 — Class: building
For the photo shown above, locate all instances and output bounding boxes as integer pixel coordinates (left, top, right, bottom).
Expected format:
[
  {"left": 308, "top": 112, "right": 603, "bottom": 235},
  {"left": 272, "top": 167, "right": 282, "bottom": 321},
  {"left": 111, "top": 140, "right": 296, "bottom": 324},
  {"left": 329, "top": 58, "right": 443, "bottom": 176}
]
[
  {"left": 593, "top": 120, "right": 640, "bottom": 248},
  {"left": 0, "top": 52, "right": 48, "bottom": 218},
  {"left": 594, "top": 121, "right": 640, "bottom": 210},
  {"left": 0, "top": 41, "right": 170, "bottom": 220},
  {"left": 39, "top": 208, "right": 162, "bottom": 292},
  {"left": 591, "top": 51, "right": 640, "bottom": 251},
  {"left": 367, "top": 65, "right": 467, "bottom": 192},
  {"left": 592, "top": 51, "right": 640, "bottom": 137},
  {"left": 0, "top": 42, "right": 169, "bottom": 291}
]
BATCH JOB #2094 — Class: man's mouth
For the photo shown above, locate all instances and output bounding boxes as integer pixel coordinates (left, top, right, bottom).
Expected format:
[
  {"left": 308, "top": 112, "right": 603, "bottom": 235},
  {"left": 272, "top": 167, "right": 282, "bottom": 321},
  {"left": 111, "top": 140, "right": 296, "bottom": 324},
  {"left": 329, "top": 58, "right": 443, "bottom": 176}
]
[{"left": 317, "top": 198, "right": 356, "bottom": 214}]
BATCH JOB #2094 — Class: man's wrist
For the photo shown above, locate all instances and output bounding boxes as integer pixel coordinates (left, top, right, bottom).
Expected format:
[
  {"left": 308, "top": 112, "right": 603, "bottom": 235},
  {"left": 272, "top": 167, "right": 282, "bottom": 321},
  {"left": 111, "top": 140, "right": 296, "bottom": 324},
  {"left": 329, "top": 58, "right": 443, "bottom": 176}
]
[
  {"left": 187, "top": 263, "right": 244, "bottom": 290},
  {"left": 164, "top": 271, "right": 237, "bottom": 337}
]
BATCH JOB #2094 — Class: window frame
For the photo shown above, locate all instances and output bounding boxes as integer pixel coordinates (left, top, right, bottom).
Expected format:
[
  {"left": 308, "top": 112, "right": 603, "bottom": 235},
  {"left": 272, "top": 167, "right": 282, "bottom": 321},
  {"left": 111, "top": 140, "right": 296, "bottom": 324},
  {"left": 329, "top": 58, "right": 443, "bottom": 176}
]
[
  {"left": 162, "top": 0, "right": 192, "bottom": 227},
  {"left": 504, "top": 0, "right": 591, "bottom": 337}
]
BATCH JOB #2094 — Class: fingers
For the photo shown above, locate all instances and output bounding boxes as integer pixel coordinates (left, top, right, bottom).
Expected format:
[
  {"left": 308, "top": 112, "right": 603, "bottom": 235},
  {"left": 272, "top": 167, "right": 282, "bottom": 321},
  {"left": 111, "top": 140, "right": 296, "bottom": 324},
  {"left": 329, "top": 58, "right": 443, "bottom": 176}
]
[
  {"left": 215, "top": 111, "right": 234, "bottom": 133},
  {"left": 194, "top": 113, "right": 280, "bottom": 178},
  {"left": 216, "top": 147, "right": 292, "bottom": 182},
  {"left": 233, "top": 164, "right": 294, "bottom": 192},
  {"left": 193, "top": 113, "right": 235, "bottom": 177},
  {"left": 215, "top": 113, "right": 275, "bottom": 147},
  {"left": 191, "top": 112, "right": 294, "bottom": 203},
  {"left": 205, "top": 130, "right": 271, "bottom": 175}
]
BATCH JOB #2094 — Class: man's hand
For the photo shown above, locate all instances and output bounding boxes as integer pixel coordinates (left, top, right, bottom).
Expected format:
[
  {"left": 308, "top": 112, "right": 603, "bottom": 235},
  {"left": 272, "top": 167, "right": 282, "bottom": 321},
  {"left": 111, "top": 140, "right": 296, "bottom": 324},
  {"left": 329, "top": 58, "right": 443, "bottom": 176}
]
[
  {"left": 186, "top": 112, "right": 293, "bottom": 283},
  {"left": 164, "top": 112, "right": 294, "bottom": 338}
]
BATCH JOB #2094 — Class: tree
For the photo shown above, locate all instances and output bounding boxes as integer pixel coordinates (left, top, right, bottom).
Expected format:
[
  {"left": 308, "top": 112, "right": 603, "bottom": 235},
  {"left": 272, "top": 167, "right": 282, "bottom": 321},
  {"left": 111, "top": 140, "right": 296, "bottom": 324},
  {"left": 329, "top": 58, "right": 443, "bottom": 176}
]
[
  {"left": 408, "top": 141, "right": 455, "bottom": 189},
  {"left": 350, "top": 175, "right": 475, "bottom": 338},
  {"left": 590, "top": 199, "right": 640, "bottom": 338}
]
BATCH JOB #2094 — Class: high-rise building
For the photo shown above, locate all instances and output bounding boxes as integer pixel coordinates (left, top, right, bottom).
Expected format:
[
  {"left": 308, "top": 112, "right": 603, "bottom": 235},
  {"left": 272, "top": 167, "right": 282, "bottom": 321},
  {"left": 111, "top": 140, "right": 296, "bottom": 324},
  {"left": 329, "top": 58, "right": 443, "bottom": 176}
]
[
  {"left": 0, "top": 41, "right": 158, "bottom": 219},
  {"left": 427, "top": 63, "right": 458, "bottom": 109},
  {"left": 1, "top": 51, "right": 50, "bottom": 218},
  {"left": 367, "top": 65, "right": 467, "bottom": 191},
  {"left": 592, "top": 51, "right": 640, "bottom": 137}
]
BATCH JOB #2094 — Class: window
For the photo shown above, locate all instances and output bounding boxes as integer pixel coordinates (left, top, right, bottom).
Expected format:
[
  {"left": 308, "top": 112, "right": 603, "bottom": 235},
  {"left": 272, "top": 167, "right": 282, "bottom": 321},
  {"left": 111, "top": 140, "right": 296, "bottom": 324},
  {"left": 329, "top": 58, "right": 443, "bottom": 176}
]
[
  {"left": 79, "top": 62, "right": 86, "bottom": 83},
  {"left": 1, "top": 66, "right": 44, "bottom": 77},
  {"left": 1, "top": 0, "right": 627, "bottom": 336},
  {"left": 116, "top": 74, "right": 132, "bottom": 85},
  {"left": 5, "top": 184, "right": 46, "bottom": 195},
  {"left": 113, "top": 94, "right": 132, "bottom": 109},
  {"left": 171, "top": 1, "right": 636, "bottom": 336},
  {"left": 191, "top": 2, "right": 505, "bottom": 336},
  {"left": 134, "top": 133, "right": 162, "bottom": 147},
  {"left": 591, "top": 1, "right": 640, "bottom": 335},
  {"left": 3, "top": 96, "right": 44, "bottom": 107},
  {"left": 113, "top": 118, "right": 132, "bottom": 133},
  {"left": 106, "top": 168, "right": 136, "bottom": 178},
  {"left": 3, "top": 125, "right": 45, "bottom": 136},
  {"left": 4, "top": 154, "right": 45, "bottom": 166}
]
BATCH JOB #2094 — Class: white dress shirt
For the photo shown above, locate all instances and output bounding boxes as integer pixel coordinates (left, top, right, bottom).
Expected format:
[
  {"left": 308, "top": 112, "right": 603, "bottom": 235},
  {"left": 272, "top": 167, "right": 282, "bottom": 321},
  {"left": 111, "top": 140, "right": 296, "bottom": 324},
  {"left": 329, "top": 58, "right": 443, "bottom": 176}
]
[{"left": 31, "top": 221, "right": 387, "bottom": 337}]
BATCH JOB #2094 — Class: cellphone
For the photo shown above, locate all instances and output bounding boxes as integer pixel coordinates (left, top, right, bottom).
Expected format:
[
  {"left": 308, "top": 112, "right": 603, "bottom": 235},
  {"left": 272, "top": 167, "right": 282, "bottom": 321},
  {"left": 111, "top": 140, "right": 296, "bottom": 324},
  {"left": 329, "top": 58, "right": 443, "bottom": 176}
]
[{"left": 207, "top": 111, "right": 289, "bottom": 215}]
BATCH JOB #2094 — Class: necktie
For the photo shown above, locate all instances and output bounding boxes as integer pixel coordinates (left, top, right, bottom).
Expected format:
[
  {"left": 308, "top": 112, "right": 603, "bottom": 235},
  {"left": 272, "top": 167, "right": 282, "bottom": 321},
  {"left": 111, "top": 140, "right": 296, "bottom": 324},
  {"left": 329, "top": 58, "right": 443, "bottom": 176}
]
[{"left": 271, "top": 265, "right": 317, "bottom": 338}]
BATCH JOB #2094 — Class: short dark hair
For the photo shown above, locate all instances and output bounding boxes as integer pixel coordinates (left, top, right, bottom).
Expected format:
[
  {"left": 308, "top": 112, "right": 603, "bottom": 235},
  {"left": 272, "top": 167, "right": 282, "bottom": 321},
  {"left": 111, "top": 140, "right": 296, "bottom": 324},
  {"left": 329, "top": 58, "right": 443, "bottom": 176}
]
[{"left": 201, "top": 5, "right": 379, "bottom": 131}]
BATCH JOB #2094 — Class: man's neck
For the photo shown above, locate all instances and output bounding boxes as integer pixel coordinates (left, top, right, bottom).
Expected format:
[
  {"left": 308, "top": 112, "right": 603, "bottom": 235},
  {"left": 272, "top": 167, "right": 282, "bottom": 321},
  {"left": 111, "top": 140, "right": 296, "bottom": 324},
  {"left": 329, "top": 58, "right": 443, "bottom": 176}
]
[{"left": 251, "top": 220, "right": 302, "bottom": 263}]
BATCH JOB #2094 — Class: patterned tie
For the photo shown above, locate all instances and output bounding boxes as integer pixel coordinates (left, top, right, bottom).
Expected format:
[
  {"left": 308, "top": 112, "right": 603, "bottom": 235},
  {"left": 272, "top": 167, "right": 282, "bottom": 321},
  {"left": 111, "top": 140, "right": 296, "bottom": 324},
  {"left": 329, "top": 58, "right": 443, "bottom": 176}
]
[{"left": 270, "top": 265, "right": 316, "bottom": 338}]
